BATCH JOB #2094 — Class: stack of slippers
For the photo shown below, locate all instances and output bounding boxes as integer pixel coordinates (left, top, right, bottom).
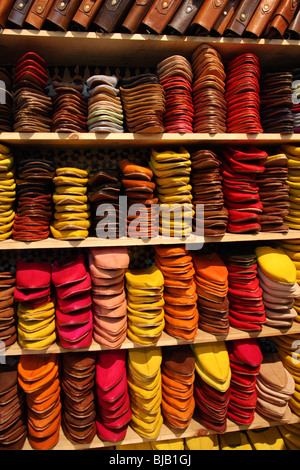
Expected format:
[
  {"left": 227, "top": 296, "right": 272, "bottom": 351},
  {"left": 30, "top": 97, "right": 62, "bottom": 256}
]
[
  {"left": 246, "top": 427, "right": 287, "bottom": 450},
  {"left": 14, "top": 260, "right": 56, "bottom": 350},
  {"left": 280, "top": 240, "right": 300, "bottom": 322},
  {"left": 0, "top": 269, "right": 16, "bottom": 349},
  {"left": 255, "top": 352, "right": 295, "bottom": 423},
  {"left": 161, "top": 346, "right": 195, "bottom": 431},
  {"left": 50, "top": 166, "right": 90, "bottom": 240},
  {"left": 0, "top": 144, "right": 16, "bottom": 240},
  {"left": 191, "top": 44, "right": 227, "bottom": 133},
  {"left": 256, "top": 152, "right": 290, "bottom": 233},
  {"left": 13, "top": 52, "right": 52, "bottom": 133},
  {"left": 278, "top": 423, "right": 300, "bottom": 450},
  {"left": 225, "top": 53, "right": 263, "bottom": 134},
  {"left": 95, "top": 349, "right": 131, "bottom": 443},
  {"left": 87, "top": 75, "right": 124, "bottom": 133},
  {"left": 149, "top": 147, "right": 193, "bottom": 238},
  {"left": 52, "top": 253, "right": 93, "bottom": 349},
  {"left": 192, "top": 251, "right": 229, "bottom": 335},
  {"left": 260, "top": 72, "right": 294, "bottom": 134},
  {"left": 0, "top": 356, "right": 27, "bottom": 450},
  {"left": 61, "top": 351, "right": 97, "bottom": 445},
  {"left": 156, "top": 55, "right": 194, "bottom": 133},
  {"left": 280, "top": 143, "right": 300, "bottom": 229},
  {"left": 190, "top": 148, "right": 228, "bottom": 237},
  {"left": 255, "top": 246, "right": 300, "bottom": 329},
  {"left": 88, "top": 169, "right": 121, "bottom": 238},
  {"left": 119, "top": 159, "right": 158, "bottom": 239},
  {"left": 220, "top": 145, "right": 268, "bottom": 234},
  {"left": 119, "top": 73, "right": 165, "bottom": 134},
  {"left": 125, "top": 264, "right": 165, "bottom": 346},
  {"left": 224, "top": 248, "right": 266, "bottom": 332},
  {"left": 51, "top": 80, "right": 87, "bottom": 133},
  {"left": 13, "top": 157, "right": 55, "bottom": 241},
  {"left": 154, "top": 245, "right": 199, "bottom": 341},
  {"left": 0, "top": 67, "right": 13, "bottom": 131},
  {"left": 17, "top": 354, "right": 61, "bottom": 450},
  {"left": 88, "top": 247, "right": 129, "bottom": 349},
  {"left": 127, "top": 347, "right": 163, "bottom": 440},
  {"left": 227, "top": 338, "right": 263, "bottom": 426},
  {"left": 192, "top": 341, "right": 231, "bottom": 433}
]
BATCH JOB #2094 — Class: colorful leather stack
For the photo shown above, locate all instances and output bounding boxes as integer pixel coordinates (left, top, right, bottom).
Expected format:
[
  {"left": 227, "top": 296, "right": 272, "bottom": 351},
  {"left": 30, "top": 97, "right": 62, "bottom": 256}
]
[
  {"left": 51, "top": 80, "right": 87, "bottom": 133},
  {"left": 224, "top": 248, "right": 266, "bottom": 332},
  {"left": 278, "top": 423, "right": 300, "bottom": 450},
  {"left": 190, "top": 148, "right": 227, "bottom": 237},
  {"left": 0, "top": 357, "right": 27, "bottom": 450},
  {"left": 95, "top": 349, "right": 131, "bottom": 442},
  {"left": 127, "top": 347, "right": 163, "bottom": 440},
  {"left": 0, "top": 269, "right": 16, "bottom": 348},
  {"left": 192, "top": 342, "right": 231, "bottom": 433},
  {"left": 119, "top": 73, "right": 165, "bottom": 134},
  {"left": 280, "top": 239, "right": 300, "bottom": 322},
  {"left": 161, "top": 346, "right": 195, "bottom": 430},
  {"left": 154, "top": 245, "right": 198, "bottom": 341},
  {"left": 13, "top": 157, "right": 55, "bottom": 241},
  {"left": 89, "top": 247, "right": 129, "bottom": 348},
  {"left": 61, "top": 351, "right": 97, "bottom": 445},
  {"left": 87, "top": 74, "right": 124, "bottom": 133},
  {"left": 191, "top": 44, "right": 227, "bottom": 133},
  {"left": 227, "top": 338, "right": 263, "bottom": 426},
  {"left": 119, "top": 159, "right": 158, "bottom": 239},
  {"left": 17, "top": 354, "right": 61, "bottom": 450},
  {"left": 51, "top": 167, "right": 90, "bottom": 240},
  {"left": 256, "top": 246, "right": 300, "bottom": 328},
  {"left": 255, "top": 352, "right": 295, "bottom": 423},
  {"left": 13, "top": 52, "right": 52, "bottom": 132},
  {"left": 220, "top": 145, "right": 268, "bottom": 234},
  {"left": 52, "top": 253, "right": 93, "bottom": 349},
  {"left": 256, "top": 152, "right": 290, "bottom": 233},
  {"left": 225, "top": 53, "right": 263, "bottom": 134},
  {"left": 0, "top": 67, "right": 13, "bottom": 132},
  {"left": 156, "top": 55, "right": 194, "bottom": 133},
  {"left": 125, "top": 264, "right": 165, "bottom": 346},
  {"left": 0, "top": 144, "right": 15, "bottom": 240},
  {"left": 280, "top": 143, "right": 300, "bottom": 230},
  {"left": 15, "top": 260, "right": 56, "bottom": 350},
  {"left": 149, "top": 147, "right": 193, "bottom": 238},
  {"left": 193, "top": 251, "right": 229, "bottom": 335}
]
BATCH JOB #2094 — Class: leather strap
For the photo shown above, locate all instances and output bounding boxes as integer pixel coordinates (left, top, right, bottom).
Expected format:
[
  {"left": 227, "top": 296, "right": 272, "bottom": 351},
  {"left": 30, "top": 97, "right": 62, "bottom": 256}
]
[
  {"left": 46, "top": 0, "right": 82, "bottom": 31},
  {"left": 245, "top": 0, "right": 281, "bottom": 38},
  {"left": 0, "top": 0, "right": 16, "bottom": 31},
  {"left": 285, "top": 4, "right": 300, "bottom": 37},
  {"left": 265, "top": 0, "right": 299, "bottom": 38},
  {"left": 224, "top": 0, "right": 261, "bottom": 37},
  {"left": 25, "top": 0, "right": 55, "bottom": 29},
  {"left": 122, "top": 0, "right": 155, "bottom": 33},
  {"left": 141, "top": 0, "right": 182, "bottom": 34},
  {"left": 190, "top": 0, "right": 229, "bottom": 35},
  {"left": 211, "top": 0, "right": 240, "bottom": 35},
  {"left": 72, "top": 0, "right": 105, "bottom": 29},
  {"left": 8, "top": 0, "right": 35, "bottom": 27},
  {"left": 93, "top": 0, "right": 135, "bottom": 32},
  {"left": 167, "top": 0, "right": 203, "bottom": 35}
]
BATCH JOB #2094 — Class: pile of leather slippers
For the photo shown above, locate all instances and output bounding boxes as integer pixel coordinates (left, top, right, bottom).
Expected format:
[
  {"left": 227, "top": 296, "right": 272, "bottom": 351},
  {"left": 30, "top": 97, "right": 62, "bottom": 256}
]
[
  {"left": 0, "top": 144, "right": 15, "bottom": 240},
  {"left": 125, "top": 264, "right": 165, "bottom": 346},
  {"left": 51, "top": 166, "right": 90, "bottom": 240},
  {"left": 87, "top": 75, "right": 124, "bottom": 133},
  {"left": 13, "top": 52, "right": 52, "bottom": 133},
  {"left": 89, "top": 247, "right": 129, "bottom": 348},
  {"left": 52, "top": 253, "right": 93, "bottom": 349},
  {"left": 95, "top": 350, "right": 131, "bottom": 442},
  {"left": 0, "top": 357, "right": 27, "bottom": 450},
  {"left": 155, "top": 245, "right": 198, "bottom": 341},
  {"left": 51, "top": 80, "right": 87, "bottom": 133},
  {"left": 192, "top": 341, "right": 231, "bottom": 433},
  {"left": 0, "top": 269, "right": 16, "bottom": 348},
  {"left": 17, "top": 354, "right": 61, "bottom": 450},
  {"left": 61, "top": 352, "right": 97, "bottom": 445},
  {"left": 280, "top": 239, "right": 300, "bottom": 322},
  {"left": 227, "top": 338, "right": 263, "bottom": 426},
  {"left": 15, "top": 260, "right": 56, "bottom": 350},
  {"left": 161, "top": 346, "right": 195, "bottom": 430},
  {"left": 281, "top": 144, "right": 300, "bottom": 229},
  {"left": 127, "top": 347, "right": 163, "bottom": 440},
  {"left": 278, "top": 422, "right": 300, "bottom": 450}
]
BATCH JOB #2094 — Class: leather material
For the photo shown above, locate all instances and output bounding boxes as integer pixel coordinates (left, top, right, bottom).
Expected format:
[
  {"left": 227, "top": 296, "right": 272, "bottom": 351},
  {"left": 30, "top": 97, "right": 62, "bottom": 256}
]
[
  {"left": 122, "top": 0, "right": 154, "bottom": 33},
  {"left": 190, "top": 0, "right": 229, "bottom": 35},
  {"left": 265, "top": 0, "right": 299, "bottom": 38},
  {"left": 0, "top": 0, "right": 15, "bottom": 30},
  {"left": 211, "top": 0, "right": 240, "bottom": 35},
  {"left": 72, "top": 0, "right": 105, "bottom": 29},
  {"left": 93, "top": 0, "right": 135, "bottom": 32},
  {"left": 224, "top": 0, "right": 261, "bottom": 36},
  {"left": 25, "top": 0, "right": 55, "bottom": 29},
  {"left": 167, "top": 0, "right": 203, "bottom": 35},
  {"left": 46, "top": 0, "right": 82, "bottom": 30},
  {"left": 141, "top": 0, "right": 183, "bottom": 34},
  {"left": 245, "top": 0, "right": 281, "bottom": 37},
  {"left": 284, "top": 1, "right": 300, "bottom": 37},
  {"left": 8, "top": 0, "right": 35, "bottom": 27}
]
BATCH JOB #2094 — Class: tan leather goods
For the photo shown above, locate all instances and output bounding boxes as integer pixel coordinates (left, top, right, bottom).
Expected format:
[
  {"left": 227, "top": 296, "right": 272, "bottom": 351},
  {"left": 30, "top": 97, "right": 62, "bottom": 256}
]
[
  {"left": 141, "top": 0, "right": 183, "bottom": 34},
  {"left": 285, "top": 4, "right": 300, "bottom": 37},
  {"left": 46, "top": 0, "right": 82, "bottom": 30},
  {"left": 264, "top": 0, "right": 299, "bottom": 38},
  {"left": 72, "top": 0, "right": 105, "bottom": 29},
  {"left": 189, "top": 0, "right": 229, "bottom": 35},
  {"left": 245, "top": 0, "right": 281, "bottom": 37},
  {"left": 167, "top": 0, "right": 203, "bottom": 35},
  {"left": 25, "top": 0, "right": 55, "bottom": 29},
  {"left": 211, "top": 0, "right": 240, "bottom": 35},
  {"left": 8, "top": 0, "right": 35, "bottom": 27},
  {"left": 0, "top": 0, "right": 16, "bottom": 31},
  {"left": 93, "top": 0, "right": 134, "bottom": 32},
  {"left": 224, "top": 0, "right": 260, "bottom": 36},
  {"left": 122, "top": 0, "right": 154, "bottom": 33}
]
